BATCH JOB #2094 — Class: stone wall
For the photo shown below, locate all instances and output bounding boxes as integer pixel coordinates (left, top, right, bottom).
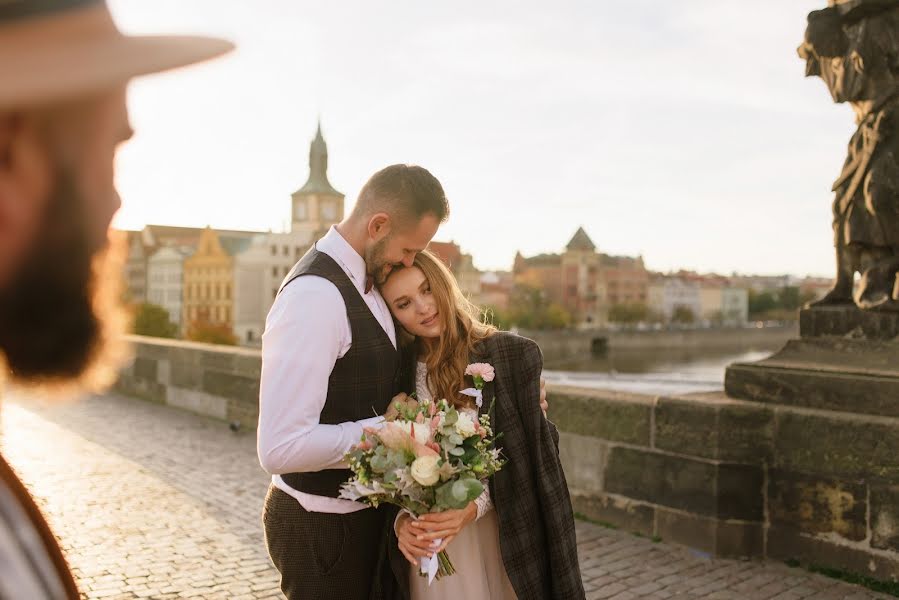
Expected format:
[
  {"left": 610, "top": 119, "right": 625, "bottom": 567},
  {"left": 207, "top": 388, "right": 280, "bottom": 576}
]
[
  {"left": 118, "top": 334, "right": 899, "bottom": 582},
  {"left": 116, "top": 335, "right": 261, "bottom": 428},
  {"left": 550, "top": 384, "right": 899, "bottom": 581}
]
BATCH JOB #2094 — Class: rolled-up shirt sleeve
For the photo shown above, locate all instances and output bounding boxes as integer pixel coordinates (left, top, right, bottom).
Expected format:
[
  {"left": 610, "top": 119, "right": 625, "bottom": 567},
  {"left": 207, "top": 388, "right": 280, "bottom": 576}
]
[{"left": 257, "top": 277, "right": 383, "bottom": 474}]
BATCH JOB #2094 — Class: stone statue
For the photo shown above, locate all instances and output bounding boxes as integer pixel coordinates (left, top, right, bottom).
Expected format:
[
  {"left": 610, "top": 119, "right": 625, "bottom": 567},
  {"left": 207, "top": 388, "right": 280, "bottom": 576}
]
[{"left": 799, "top": 0, "right": 899, "bottom": 310}]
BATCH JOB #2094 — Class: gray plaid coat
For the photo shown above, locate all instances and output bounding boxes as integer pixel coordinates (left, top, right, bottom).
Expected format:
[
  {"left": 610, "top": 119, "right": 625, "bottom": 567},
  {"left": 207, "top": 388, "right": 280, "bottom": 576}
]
[{"left": 389, "top": 331, "right": 585, "bottom": 600}]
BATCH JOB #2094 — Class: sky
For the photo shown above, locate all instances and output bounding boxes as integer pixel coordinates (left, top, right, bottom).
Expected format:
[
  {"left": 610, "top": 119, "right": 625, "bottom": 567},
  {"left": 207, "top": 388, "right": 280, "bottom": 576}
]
[{"left": 108, "top": 0, "right": 850, "bottom": 276}]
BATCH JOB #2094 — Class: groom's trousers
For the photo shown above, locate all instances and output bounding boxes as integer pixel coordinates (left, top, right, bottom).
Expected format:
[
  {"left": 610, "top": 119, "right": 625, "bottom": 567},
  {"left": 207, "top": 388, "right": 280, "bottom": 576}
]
[{"left": 263, "top": 485, "right": 400, "bottom": 600}]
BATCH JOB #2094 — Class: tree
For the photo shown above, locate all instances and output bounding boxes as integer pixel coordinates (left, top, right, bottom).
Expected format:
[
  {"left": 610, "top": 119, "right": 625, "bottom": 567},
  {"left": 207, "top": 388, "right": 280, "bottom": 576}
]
[
  {"left": 671, "top": 305, "right": 696, "bottom": 324},
  {"left": 500, "top": 284, "right": 573, "bottom": 330},
  {"left": 748, "top": 290, "right": 778, "bottom": 317},
  {"left": 780, "top": 286, "right": 802, "bottom": 310},
  {"left": 608, "top": 303, "right": 650, "bottom": 325},
  {"left": 186, "top": 318, "right": 237, "bottom": 346},
  {"left": 132, "top": 303, "right": 178, "bottom": 338},
  {"left": 542, "top": 303, "right": 573, "bottom": 329}
]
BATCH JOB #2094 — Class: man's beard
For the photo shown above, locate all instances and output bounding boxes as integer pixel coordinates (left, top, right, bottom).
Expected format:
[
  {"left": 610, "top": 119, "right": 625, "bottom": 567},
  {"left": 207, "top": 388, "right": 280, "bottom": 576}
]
[
  {"left": 366, "top": 236, "right": 397, "bottom": 286},
  {"left": 0, "top": 169, "right": 129, "bottom": 395}
]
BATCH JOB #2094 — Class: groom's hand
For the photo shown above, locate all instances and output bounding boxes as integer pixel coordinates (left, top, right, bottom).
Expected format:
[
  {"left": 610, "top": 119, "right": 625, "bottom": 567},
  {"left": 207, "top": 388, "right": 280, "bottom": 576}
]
[
  {"left": 412, "top": 502, "right": 478, "bottom": 553},
  {"left": 396, "top": 513, "right": 438, "bottom": 565}
]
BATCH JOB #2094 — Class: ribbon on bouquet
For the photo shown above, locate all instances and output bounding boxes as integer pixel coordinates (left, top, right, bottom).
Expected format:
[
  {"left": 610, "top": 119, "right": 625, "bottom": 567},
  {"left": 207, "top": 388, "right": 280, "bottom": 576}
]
[
  {"left": 420, "top": 537, "right": 441, "bottom": 585},
  {"left": 459, "top": 387, "right": 483, "bottom": 408},
  {"left": 404, "top": 510, "right": 441, "bottom": 585}
]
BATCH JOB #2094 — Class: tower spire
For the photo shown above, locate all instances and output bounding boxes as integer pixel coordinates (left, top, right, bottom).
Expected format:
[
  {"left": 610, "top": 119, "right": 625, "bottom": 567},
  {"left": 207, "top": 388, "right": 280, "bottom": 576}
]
[{"left": 296, "top": 120, "right": 340, "bottom": 196}]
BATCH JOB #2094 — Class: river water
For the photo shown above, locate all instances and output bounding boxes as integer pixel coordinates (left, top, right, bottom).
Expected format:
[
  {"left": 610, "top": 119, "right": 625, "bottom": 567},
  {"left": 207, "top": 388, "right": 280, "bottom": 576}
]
[{"left": 542, "top": 344, "right": 782, "bottom": 395}]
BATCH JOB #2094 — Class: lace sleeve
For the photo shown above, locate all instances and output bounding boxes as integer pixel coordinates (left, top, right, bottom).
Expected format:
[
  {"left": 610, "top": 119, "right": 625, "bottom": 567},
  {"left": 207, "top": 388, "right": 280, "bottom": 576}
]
[{"left": 475, "top": 484, "right": 493, "bottom": 520}]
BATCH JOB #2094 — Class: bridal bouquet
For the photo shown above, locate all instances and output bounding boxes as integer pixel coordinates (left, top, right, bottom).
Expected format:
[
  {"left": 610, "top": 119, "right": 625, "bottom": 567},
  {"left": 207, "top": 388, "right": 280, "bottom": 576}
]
[{"left": 339, "top": 363, "right": 504, "bottom": 583}]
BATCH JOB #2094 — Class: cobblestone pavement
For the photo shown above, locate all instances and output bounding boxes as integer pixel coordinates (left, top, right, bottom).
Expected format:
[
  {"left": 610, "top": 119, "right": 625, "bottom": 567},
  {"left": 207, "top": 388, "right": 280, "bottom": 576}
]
[{"left": 1, "top": 392, "right": 890, "bottom": 600}]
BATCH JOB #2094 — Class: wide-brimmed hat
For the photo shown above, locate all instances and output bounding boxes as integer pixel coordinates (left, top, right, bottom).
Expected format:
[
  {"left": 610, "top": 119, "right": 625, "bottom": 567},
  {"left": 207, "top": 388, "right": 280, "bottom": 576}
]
[{"left": 0, "top": 0, "right": 233, "bottom": 110}]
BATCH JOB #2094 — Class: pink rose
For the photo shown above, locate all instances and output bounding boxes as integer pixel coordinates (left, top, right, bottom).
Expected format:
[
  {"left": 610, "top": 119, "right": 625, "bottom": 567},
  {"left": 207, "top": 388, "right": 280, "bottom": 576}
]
[
  {"left": 412, "top": 439, "right": 439, "bottom": 458},
  {"left": 465, "top": 362, "right": 495, "bottom": 382},
  {"left": 376, "top": 422, "right": 415, "bottom": 451}
]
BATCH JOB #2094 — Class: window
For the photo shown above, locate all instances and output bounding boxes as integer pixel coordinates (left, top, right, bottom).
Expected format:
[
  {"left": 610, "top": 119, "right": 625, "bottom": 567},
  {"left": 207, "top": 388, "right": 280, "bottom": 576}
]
[
  {"left": 294, "top": 198, "right": 308, "bottom": 220},
  {"left": 215, "top": 284, "right": 221, "bottom": 300},
  {"left": 272, "top": 266, "right": 278, "bottom": 277},
  {"left": 283, "top": 266, "right": 290, "bottom": 276},
  {"left": 225, "top": 285, "right": 231, "bottom": 300},
  {"left": 321, "top": 201, "right": 337, "bottom": 221},
  {"left": 282, "top": 245, "right": 288, "bottom": 256},
  {"left": 247, "top": 330, "right": 254, "bottom": 342},
  {"left": 270, "top": 245, "right": 276, "bottom": 256}
]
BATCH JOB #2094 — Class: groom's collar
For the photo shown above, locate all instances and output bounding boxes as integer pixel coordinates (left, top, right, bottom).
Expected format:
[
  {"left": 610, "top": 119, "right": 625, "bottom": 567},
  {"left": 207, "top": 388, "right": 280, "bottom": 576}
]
[{"left": 315, "top": 226, "right": 369, "bottom": 295}]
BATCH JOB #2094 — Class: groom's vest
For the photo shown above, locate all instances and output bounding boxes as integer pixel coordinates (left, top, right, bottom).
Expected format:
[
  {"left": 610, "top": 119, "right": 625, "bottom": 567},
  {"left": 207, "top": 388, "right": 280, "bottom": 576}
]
[{"left": 279, "top": 247, "right": 400, "bottom": 498}]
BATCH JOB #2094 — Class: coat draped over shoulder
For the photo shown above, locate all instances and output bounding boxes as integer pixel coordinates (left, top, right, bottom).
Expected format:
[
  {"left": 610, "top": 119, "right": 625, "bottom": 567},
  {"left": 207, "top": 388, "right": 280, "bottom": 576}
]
[{"left": 390, "top": 331, "right": 584, "bottom": 600}]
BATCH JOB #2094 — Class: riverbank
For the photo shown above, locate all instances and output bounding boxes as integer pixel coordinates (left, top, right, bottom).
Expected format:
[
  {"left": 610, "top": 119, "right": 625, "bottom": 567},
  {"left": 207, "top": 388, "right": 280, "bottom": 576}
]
[{"left": 521, "top": 324, "right": 797, "bottom": 363}]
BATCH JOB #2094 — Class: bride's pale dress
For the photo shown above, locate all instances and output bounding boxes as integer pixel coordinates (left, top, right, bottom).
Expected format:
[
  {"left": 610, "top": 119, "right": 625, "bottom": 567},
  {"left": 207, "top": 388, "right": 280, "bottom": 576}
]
[{"left": 409, "top": 362, "right": 518, "bottom": 600}]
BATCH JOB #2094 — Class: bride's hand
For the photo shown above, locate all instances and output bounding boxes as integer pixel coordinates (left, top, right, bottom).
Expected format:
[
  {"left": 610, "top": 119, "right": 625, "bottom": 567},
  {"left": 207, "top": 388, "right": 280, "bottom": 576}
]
[
  {"left": 385, "top": 393, "right": 417, "bottom": 421},
  {"left": 540, "top": 376, "right": 548, "bottom": 416},
  {"left": 396, "top": 513, "right": 438, "bottom": 565},
  {"left": 411, "top": 502, "right": 478, "bottom": 553}
]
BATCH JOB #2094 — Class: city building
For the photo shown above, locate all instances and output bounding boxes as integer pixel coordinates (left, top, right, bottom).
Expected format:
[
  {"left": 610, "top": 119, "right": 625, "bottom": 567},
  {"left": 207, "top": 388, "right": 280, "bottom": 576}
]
[
  {"left": 697, "top": 275, "right": 748, "bottom": 325},
  {"left": 648, "top": 273, "right": 702, "bottom": 323},
  {"left": 428, "top": 241, "right": 483, "bottom": 305},
  {"left": 514, "top": 227, "right": 651, "bottom": 326},
  {"left": 146, "top": 246, "right": 191, "bottom": 326},
  {"left": 600, "top": 254, "right": 649, "bottom": 307},
  {"left": 479, "top": 271, "right": 514, "bottom": 311},
  {"left": 729, "top": 274, "right": 801, "bottom": 293},
  {"left": 182, "top": 227, "right": 256, "bottom": 334},
  {"left": 123, "top": 230, "right": 149, "bottom": 303},
  {"left": 233, "top": 123, "right": 345, "bottom": 345},
  {"left": 560, "top": 227, "right": 603, "bottom": 325}
]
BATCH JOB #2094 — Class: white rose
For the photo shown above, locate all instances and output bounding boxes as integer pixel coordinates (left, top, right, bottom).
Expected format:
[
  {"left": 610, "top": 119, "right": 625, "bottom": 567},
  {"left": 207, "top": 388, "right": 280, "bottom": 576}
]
[
  {"left": 410, "top": 455, "right": 441, "bottom": 486},
  {"left": 397, "top": 420, "right": 431, "bottom": 446},
  {"left": 454, "top": 411, "right": 477, "bottom": 438}
]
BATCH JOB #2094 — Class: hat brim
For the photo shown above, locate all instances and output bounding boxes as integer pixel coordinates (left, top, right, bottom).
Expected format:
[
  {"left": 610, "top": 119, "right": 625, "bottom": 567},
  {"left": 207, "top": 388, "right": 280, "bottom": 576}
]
[{"left": 0, "top": 6, "right": 233, "bottom": 109}]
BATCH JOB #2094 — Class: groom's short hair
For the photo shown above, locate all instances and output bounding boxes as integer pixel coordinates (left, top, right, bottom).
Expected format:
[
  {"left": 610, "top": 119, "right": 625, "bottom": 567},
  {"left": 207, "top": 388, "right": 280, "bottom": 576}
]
[{"left": 353, "top": 164, "right": 449, "bottom": 227}]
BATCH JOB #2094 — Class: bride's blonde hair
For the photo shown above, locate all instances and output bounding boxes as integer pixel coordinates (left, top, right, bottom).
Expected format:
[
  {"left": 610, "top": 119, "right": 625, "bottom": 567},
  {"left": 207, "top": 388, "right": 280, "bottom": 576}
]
[{"left": 392, "top": 250, "right": 495, "bottom": 408}]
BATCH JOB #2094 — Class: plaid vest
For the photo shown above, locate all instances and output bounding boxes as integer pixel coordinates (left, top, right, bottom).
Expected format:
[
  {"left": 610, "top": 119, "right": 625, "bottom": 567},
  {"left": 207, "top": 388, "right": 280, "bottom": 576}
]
[{"left": 279, "top": 247, "right": 399, "bottom": 498}]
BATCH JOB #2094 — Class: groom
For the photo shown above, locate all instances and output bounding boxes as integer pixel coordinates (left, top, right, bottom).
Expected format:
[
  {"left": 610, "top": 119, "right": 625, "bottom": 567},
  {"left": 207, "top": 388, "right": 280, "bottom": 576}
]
[{"left": 258, "top": 164, "right": 449, "bottom": 599}]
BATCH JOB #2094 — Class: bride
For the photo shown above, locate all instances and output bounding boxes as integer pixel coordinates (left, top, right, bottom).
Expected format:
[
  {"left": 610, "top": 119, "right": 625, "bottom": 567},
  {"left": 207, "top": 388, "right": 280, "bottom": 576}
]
[{"left": 379, "top": 250, "right": 585, "bottom": 600}]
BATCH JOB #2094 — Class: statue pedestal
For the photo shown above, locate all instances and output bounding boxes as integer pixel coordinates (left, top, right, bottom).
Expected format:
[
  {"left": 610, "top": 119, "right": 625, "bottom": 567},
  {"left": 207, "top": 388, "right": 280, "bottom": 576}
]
[{"left": 725, "top": 306, "right": 899, "bottom": 417}]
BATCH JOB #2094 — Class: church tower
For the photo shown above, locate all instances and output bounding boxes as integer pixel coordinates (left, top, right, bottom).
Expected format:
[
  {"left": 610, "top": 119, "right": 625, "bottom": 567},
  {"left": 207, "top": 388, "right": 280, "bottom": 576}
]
[{"left": 291, "top": 121, "right": 344, "bottom": 241}]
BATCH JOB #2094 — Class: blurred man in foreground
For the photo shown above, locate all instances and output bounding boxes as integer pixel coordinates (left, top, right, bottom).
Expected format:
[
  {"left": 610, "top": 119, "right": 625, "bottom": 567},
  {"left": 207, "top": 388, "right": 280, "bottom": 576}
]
[{"left": 0, "top": 1, "right": 231, "bottom": 597}]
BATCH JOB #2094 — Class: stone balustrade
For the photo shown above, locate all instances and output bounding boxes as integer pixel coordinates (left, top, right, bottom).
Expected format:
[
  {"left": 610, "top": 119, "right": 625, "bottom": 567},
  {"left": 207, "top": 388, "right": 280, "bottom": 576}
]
[{"left": 116, "top": 333, "right": 899, "bottom": 583}]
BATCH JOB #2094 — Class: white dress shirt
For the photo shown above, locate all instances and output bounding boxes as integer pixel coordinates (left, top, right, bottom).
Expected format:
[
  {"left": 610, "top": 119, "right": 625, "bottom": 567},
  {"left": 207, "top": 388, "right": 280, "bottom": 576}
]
[{"left": 257, "top": 226, "right": 397, "bottom": 513}]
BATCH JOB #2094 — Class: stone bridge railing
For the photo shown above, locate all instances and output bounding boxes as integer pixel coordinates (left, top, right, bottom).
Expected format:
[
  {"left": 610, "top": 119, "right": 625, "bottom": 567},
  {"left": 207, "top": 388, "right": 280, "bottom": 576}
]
[{"left": 116, "top": 335, "right": 899, "bottom": 583}]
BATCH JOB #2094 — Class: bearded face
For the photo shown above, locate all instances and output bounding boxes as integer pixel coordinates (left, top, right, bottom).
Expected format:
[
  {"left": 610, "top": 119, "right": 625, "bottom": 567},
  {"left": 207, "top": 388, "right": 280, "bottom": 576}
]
[
  {"left": 0, "top": 166, "right": 129, "bottom": 394},
  {"left": 365, "top": 235, "right": 397, "bottom": 286}
]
